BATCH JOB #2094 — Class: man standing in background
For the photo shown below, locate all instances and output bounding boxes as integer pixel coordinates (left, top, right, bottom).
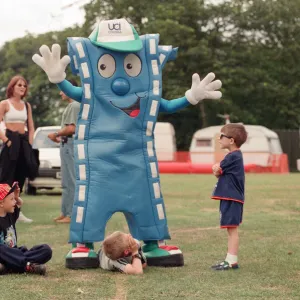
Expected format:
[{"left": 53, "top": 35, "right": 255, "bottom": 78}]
[{"left": 48, "top": 80, "right": 80, "bottom": 224}]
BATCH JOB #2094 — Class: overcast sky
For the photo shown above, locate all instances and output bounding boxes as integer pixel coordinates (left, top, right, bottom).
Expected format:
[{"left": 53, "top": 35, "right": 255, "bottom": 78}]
[
  {"left": 0, "top": 0, "right": 90, "bottom": 46},
  {"left": 0, "top": 0, "right": 223, "bottom": 47}
]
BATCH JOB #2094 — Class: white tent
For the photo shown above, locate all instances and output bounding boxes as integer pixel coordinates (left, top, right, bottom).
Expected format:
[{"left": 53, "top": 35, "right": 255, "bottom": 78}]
[
  {"left": 189, "top": 125, "right": 282, "bottom": 166},
  {"left": 154, "top": 122, "right": 176, "bottom": 161}
]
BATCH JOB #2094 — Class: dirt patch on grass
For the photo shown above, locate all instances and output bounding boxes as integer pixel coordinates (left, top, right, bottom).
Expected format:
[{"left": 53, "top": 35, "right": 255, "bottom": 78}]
[
  {"left": 20, "top": 283, "right": 45, "bottom": 293},
  {"left": 263, "top": 199, "right": 279, "bottom": 205},
  {"left": 258, "top": 209, "right": 300, "bottom": 216},
  {"left": 32, "top": 225, "right": 56, "bottom": 230},
  {"left": 293, "top": 271, "right": 300, "bottom": 280},
  {"left": 262, "top": 285, "right": 291, "bottom": 293},
  {"left": 249, "top": 185, "right": 300, "bottom": 190},
  {"left": 46, "top": 276, "right": 61, "bottom": 283},
  {"left": 164, "top": 192, "right": 202, "bottom": 198},
  {"left": 199, "top": 208, "right": 217, "bottom": 212},
  {"left": 70, "top": 272, "right": 97, "bottom": 282},
  {"left": 113, "top": 277, "right": 127, "bottom": 300},
  {"left": 173, "top": 226, "right": 219, "bottom": 233}
]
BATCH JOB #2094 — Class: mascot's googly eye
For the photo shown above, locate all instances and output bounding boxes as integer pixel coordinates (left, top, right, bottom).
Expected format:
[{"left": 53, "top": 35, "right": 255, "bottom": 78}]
[
  {"left": 124, "top": 54, "right": 142, "bottom": 77},
  {"left": 98, "top": 54, "right": 116, "bottom": 78}
]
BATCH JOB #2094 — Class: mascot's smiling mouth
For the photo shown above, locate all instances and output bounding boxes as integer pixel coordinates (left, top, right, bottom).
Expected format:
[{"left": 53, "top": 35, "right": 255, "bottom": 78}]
[{"left": 110, "top": 93, "right": 146, "bottom": 118}]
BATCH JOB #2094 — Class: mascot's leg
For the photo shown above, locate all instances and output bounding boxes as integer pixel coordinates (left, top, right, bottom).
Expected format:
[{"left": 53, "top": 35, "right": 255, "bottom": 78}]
[
  {"left": 143, "top": 240, "right": 184, "bottom": 267},
  {"left": 65, "top": 199, "right": 108, "bottom": 269},
  {"left": 65, "top": 181, "right": 113, "bottom": 269},
  {"left": 65, "top": 188, "right": 114, "bottom": 269},
  {"left": 65, "top": 243, "right": 99, "bottom": 269}
]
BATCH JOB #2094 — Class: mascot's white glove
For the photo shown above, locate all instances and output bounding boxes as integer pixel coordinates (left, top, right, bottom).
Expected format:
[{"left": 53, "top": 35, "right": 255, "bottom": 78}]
[
  {"left": 32, "top": 44, "right": 71, "bottom": 84},
  {"left": 185, "top": 73, "right": 222, "bottom": 105}
]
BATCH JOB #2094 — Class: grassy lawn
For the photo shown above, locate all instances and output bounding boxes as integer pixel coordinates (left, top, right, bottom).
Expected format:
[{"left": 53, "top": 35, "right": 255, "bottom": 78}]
[{"left": 2, "top": 174, "right": 300, "bottom": 300}]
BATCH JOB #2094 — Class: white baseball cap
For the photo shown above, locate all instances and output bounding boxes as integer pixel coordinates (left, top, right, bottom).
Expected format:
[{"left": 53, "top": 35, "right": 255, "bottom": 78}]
[{"left": 89, "top": 18, "right": 143, "bottom": 52}]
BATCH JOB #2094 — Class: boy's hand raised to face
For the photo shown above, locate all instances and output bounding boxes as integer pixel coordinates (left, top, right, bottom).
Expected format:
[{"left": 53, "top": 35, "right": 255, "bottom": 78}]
[{"left": 128, "top": 235, "right": 139, "bottom": 254}]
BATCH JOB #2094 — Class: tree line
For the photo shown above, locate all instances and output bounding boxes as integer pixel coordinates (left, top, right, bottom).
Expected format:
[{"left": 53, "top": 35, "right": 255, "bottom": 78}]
[{"left": 0, "top": 0, "right": 299, "bottom": 150}]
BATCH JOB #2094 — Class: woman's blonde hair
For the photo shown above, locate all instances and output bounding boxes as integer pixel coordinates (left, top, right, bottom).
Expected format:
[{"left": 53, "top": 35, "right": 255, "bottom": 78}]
[{"left": 102, "top": 231, "right": 129, "bottom": 260}]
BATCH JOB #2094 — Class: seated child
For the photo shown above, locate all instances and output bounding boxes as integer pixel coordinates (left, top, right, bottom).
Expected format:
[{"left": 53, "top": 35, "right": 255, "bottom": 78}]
[
  {"left": 0, "top": 182, "right": 52, "bottom": 275},
  {"left": 99, "top": 231, "right": 147, "bottom": 274},
  {"left": 211, "top": 123, "right": 247, "bottom": 271}
]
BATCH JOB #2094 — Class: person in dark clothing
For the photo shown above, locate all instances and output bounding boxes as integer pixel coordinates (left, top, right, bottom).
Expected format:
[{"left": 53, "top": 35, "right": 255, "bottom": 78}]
[
  {"left": 0, "top": 75, "right": 38, "bottom": 223},
  {"left": 211, "top": 123, "right": 248, "bottom": 271},
  {"left": 0, "top": 182, "right": 52, "bottom": 275}
]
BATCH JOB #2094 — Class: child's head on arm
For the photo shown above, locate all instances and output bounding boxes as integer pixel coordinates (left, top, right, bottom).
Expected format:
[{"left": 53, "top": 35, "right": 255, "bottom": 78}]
[
  {"left": 102, "top": 231, "right": 138, "bottom": 260},
  {"left": 219, "top": 124, "right": 248, "bottom": 151}
]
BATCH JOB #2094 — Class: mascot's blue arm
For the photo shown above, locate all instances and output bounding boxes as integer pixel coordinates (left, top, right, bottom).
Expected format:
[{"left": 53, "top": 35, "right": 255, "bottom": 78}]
[
  {"left": 57, "top": 80, "right": 83, "bottom": 103},
  {"left": 159, "top": 97, "right": 190, "bottom": 113}
]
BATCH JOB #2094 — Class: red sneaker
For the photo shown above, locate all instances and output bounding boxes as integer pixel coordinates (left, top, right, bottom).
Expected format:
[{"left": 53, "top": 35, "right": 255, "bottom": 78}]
[{"left": 25, "top": 263, "right": 46, "bottom": 275}]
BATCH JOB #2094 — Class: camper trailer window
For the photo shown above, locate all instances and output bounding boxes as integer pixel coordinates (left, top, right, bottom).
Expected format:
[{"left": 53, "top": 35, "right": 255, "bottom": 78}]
[{"left": 196, "top": 139, "right": 211, "bottom": 147}]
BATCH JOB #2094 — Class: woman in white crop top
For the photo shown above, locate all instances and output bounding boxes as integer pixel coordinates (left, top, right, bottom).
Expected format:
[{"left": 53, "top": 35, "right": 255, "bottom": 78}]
[
  {"left": 0, "top": 75, "right": 35, "bottom": 223},
  {"left": 0, "top": 76, "right": 34, "bottom": 144}
]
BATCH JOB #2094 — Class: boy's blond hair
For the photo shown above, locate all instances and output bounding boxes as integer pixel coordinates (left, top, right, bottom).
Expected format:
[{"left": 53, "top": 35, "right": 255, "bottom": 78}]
[
  {"left": 102, "top": 231, "right": 129, "bottom": 260},
  {"left": 221, "top": 124, "right": 248, "bottom": 148}
]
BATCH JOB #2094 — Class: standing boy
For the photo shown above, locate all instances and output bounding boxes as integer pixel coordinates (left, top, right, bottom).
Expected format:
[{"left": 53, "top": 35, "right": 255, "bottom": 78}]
[{"left": 211, "top": 123, "right": 247, "bottom": 270}]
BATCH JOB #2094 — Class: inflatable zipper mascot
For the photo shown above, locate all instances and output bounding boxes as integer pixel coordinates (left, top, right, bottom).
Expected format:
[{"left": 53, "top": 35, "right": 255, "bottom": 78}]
[{"left": 32, "top": 19, "right": 222, "bottom": 268}]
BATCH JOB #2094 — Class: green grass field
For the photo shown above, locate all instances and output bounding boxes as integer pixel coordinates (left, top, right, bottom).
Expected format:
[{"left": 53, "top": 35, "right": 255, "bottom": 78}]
[{"left": 2, "top": 174, "right": 300, "bottom": 300}]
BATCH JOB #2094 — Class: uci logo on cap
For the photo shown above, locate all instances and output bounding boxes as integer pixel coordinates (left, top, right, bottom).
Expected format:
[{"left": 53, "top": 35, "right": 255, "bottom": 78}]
[
  {"left": 89, "top": 18, "right": 143, "bottom": 52},
  {"left": 108, "top": 22, "right": 122, "bottom": 33}
]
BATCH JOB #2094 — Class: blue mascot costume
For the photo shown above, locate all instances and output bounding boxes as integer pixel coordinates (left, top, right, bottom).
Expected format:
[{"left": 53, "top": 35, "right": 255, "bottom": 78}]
[{"left": 33, "top": 19, "right": 222, "bottom": 268}]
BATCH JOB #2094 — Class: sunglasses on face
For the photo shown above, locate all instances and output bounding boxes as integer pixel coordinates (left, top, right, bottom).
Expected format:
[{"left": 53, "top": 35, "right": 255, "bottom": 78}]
[
  {"left": 16, "top": 84, "right": 27, "bottom": 88},
  {"left": 220, "top": 133, "right": 232, "bottom": 139}
]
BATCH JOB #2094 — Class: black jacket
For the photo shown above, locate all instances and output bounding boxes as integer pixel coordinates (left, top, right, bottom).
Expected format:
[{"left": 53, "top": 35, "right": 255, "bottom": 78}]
[{"left": 0, "top": 129, "right": 39, "bottom": 181}]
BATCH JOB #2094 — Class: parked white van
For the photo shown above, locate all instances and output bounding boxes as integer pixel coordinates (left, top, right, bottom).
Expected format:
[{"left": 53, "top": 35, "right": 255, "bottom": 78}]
[
  {"left": 189, "top": 125, "right": 283, "bottom": 166},
  {"left": 26, "top": 126, "right": 61, "bottom": 195}
]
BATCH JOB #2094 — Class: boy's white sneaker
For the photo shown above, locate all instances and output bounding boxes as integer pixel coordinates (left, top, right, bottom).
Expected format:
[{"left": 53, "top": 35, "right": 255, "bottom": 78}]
[{"left": 17, "top": 211, "right": 33, "bottom": 223}]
